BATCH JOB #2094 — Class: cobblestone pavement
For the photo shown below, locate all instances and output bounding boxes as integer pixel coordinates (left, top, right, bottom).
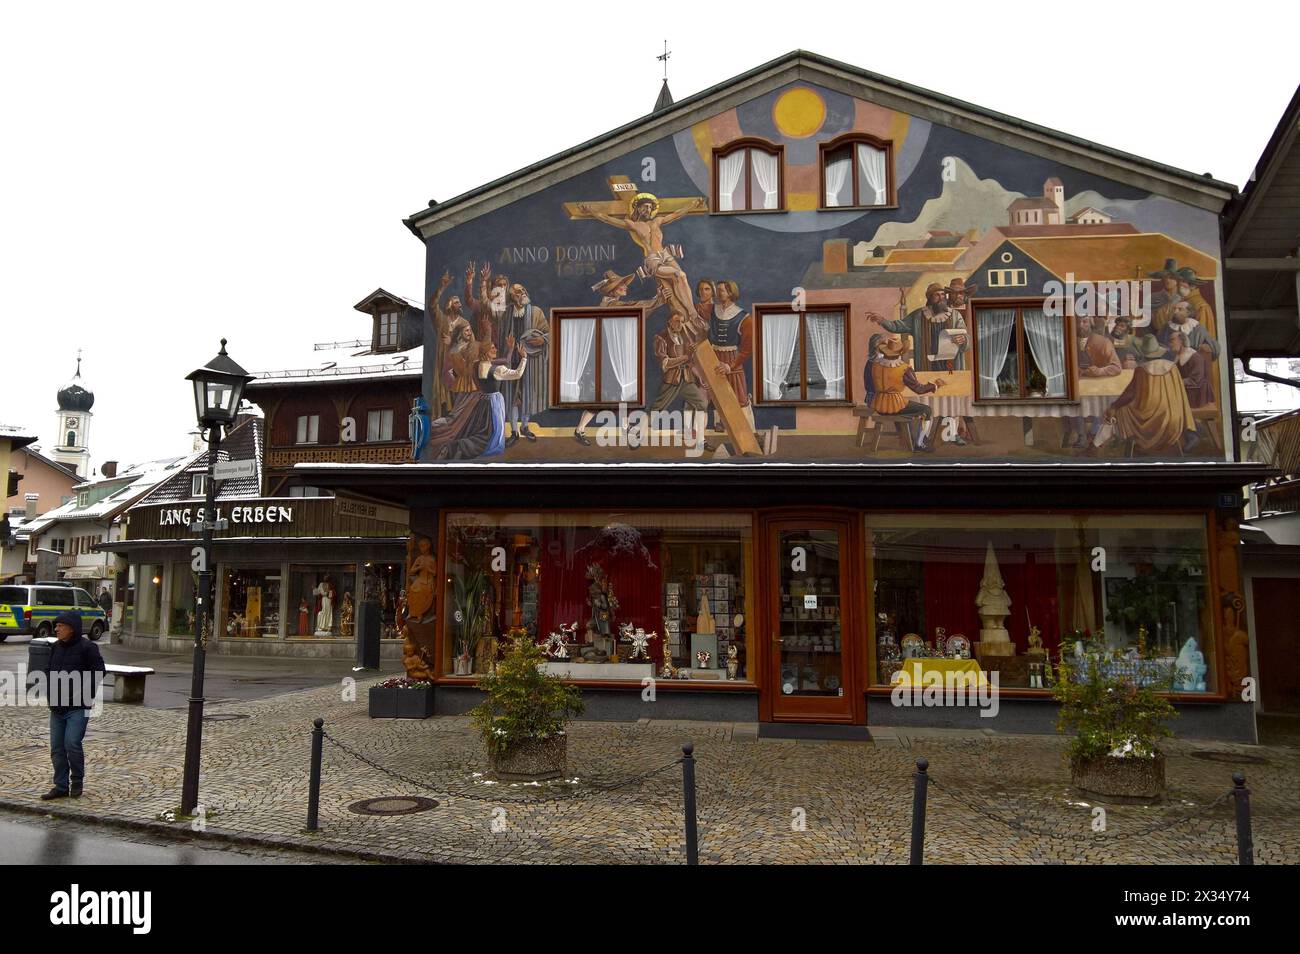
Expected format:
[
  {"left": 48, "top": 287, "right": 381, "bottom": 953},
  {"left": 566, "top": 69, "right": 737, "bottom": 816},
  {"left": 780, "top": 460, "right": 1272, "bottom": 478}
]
[{"left": 0, "top": 680, "right": 1295, "bottom": 864}]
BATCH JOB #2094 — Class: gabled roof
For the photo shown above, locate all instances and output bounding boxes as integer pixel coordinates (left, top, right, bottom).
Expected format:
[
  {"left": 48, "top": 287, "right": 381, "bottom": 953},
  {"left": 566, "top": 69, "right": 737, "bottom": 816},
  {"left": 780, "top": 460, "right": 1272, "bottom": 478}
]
[
  {"left": 134, "top": 416, "right": 264, "bottom": 505},
  {"left": 406, "top": 49, "right": 1236, "bottom": 239},
  {"left": 353, "top": 288, "right": 421, "bottom": 313},
  {"left": 1004, "top": 233, "right": 1219, "bottom": 283},
  {"left": 16, "top": 445, "right": 79, "bottom": 480}
]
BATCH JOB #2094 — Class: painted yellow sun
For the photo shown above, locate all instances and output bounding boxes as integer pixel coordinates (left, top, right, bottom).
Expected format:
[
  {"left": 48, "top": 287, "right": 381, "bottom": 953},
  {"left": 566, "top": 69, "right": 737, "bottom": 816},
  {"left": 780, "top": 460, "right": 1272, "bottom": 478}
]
[{"left": 772, "top": 88, "right": 826, "bottom": 138}]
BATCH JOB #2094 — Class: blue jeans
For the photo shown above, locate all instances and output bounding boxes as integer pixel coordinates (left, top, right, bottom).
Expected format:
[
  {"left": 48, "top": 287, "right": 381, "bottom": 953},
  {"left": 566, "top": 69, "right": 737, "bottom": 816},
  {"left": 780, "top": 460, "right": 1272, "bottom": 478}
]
[{"left": 50, "top": 709, "right": 89, "bottom": 792}]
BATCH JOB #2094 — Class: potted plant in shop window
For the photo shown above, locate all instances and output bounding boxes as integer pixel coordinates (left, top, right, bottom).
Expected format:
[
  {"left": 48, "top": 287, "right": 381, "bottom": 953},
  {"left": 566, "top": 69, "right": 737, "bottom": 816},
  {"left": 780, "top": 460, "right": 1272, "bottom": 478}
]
[
  {"left": 470, "top": 632, "right": 584, "bottom": 780},
  {"left": 368, "top": 676, "right": 435, "bottom": 719},
  {"left": 1053, "top": 634, "right": 1177, "bottom": 801},
  {"left": 451, "top": 568, "right": 489, "bottom": 675}
]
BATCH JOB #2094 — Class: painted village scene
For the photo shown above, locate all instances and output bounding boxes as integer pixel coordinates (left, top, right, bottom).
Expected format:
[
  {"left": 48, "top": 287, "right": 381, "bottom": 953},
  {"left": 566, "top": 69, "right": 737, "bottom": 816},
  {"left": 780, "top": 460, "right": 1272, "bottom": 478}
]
[{"left": 420, "top": 83, "right": 1228, "bottom": 464}]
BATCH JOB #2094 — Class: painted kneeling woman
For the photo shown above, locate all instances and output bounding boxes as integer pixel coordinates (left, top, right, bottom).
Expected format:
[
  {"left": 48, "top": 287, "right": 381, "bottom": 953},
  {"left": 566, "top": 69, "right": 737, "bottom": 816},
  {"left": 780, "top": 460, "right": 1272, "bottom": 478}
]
[{"left": 427, "top": 340, "right": 528, "bottom": 459}]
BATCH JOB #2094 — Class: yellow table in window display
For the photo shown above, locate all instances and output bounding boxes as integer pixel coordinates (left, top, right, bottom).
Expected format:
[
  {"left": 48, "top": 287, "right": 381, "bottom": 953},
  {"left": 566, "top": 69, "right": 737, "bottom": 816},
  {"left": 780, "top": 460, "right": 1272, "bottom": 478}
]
[{"left": 890, "top": 658, "right": 989, "bottom": 688}]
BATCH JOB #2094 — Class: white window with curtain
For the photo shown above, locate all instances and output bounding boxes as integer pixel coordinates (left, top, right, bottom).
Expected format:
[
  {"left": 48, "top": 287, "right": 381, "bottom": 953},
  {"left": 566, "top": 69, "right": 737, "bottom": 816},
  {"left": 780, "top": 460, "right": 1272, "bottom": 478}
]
[
  {"left": 366, "top": 408, "right": 394, "bottom": 441},
  {"left": 554, "top": 309, "right": 642, "bottom": 406},
  {"left": 975, "top": 304, "right": 1069, "bottom": 401},
  {"left": 756, "top": 306, "right": 848, "bottom": 403},
  {"left": 823, "top": 139, "right": 891, "bottom": 208},
  {"left": 715, "top": 143, "right": 783, "bottom": 212},
  {"left": 295, "top": 414, "right": 320, "bottom": 444}
]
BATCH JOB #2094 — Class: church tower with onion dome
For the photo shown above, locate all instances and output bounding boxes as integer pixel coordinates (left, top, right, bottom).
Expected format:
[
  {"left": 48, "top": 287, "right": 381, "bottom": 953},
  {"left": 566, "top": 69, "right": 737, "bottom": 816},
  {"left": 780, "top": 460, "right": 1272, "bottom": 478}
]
[{"left": 53, "top": 351, "right": 94, "bottom": 477}]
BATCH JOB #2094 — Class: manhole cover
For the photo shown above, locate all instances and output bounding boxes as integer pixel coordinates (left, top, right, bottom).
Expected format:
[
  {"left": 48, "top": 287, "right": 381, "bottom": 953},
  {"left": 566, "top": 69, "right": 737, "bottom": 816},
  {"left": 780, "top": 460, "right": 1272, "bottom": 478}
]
[
  {"left": 348, "top": 796, "right": 438, "bottom": 816},
  {"left": 1189, "top": 750, "right": 1269, "bottom": 765},
  {"left": 203, "top": 713, "right": 250, "bottom": 722}
]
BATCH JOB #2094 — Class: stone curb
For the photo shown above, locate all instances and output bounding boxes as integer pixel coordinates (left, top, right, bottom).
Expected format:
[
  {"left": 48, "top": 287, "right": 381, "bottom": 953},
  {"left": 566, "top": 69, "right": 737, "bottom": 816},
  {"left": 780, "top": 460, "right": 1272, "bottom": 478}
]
[{"left": 0, "top": 795, "right": 432, "bottom": 865}]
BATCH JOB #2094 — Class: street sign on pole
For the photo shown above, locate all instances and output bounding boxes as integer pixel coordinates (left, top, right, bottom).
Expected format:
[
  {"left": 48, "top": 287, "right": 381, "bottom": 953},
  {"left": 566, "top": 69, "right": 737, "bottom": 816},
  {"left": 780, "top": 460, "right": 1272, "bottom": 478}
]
[{"left": 213, "top": 459, "right": 257, "bottom": 481}]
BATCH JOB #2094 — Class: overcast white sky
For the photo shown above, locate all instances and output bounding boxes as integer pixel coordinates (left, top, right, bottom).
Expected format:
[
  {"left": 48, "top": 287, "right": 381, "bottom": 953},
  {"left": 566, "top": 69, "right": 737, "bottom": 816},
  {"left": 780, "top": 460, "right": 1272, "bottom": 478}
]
[{"left": 2, "top": 1, "right": 1296, "bottom": 472}]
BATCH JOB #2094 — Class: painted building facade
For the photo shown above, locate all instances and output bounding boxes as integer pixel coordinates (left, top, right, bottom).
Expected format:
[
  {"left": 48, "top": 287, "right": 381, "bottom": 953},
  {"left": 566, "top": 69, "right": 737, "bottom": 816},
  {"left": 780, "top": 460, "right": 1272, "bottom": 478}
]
[{"left": 302, "top": 52, "right": 1267, "bottom": 739}]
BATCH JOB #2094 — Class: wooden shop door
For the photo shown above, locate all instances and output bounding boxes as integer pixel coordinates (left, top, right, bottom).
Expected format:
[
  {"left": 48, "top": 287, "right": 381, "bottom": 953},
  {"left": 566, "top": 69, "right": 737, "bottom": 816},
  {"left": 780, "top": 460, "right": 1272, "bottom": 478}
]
[{"left": 765, "top": 516, "right": 861, "bottom": 723}]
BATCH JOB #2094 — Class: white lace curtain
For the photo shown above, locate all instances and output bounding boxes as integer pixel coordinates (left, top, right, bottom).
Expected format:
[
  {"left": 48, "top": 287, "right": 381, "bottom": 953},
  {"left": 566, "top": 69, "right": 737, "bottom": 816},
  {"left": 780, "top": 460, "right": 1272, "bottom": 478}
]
[
  {"left": 1021, "top": 308, "right": 1066, "bottom": 397},
  {"left": 762, "top": 312, "right": 800, "bottom": 400},
  {"left": 824, "top": 152, "right": 851, "bottom": 207},
  {"left": 601, "top": 316, "right": 639, "bottom": 402},
  {"left": 856, "top": 144, "right": 888, "bottom": 206},
  {"left": 751, "top": 149, "right": 779, "bottom": 209},
  {"left": 805, "top": 313, "right": 844, "bottom": 399},
  {"left": 717, "top": 150, "right": 745, "bottom": 212},
  {"left": 977, "top": 309, "right": 1017, "bottom": 398},
  {"left": 559, "top": 317, "right": 596, "bottom": 403}
]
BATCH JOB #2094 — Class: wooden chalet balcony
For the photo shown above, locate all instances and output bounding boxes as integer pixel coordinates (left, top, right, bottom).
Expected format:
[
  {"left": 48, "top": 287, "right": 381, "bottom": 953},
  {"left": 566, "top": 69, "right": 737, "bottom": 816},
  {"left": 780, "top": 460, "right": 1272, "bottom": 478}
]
[
  {"left": 265, "top": 442, "right": 411, "bottom": 468},
  {"left": 1252, "top": 409, "right": 1300, "bottom": 514}
]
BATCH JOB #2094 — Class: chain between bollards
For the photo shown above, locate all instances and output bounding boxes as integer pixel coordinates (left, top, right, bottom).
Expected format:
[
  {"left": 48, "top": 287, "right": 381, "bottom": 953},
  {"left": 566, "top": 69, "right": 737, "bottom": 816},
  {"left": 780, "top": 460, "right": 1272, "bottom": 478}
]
[
  {"left": 306, "top": 718, "right": 324, "bottom": 832},
  {"left": 682, "top": 743, "right": 698, "bottom": 866},
  {"left": 910, "top": 758, "right": 929, "bottom": 865},
  {"left": 1231, "top": 772, "right": 1253, "bottom": 865}
]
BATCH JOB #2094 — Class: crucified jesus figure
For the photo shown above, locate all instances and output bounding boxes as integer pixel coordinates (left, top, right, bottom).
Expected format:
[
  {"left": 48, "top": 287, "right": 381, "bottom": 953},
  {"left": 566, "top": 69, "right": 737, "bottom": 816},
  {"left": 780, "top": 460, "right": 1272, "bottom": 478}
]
[{"left": 576, "top": 192, "right": 706, "bottom": 327}]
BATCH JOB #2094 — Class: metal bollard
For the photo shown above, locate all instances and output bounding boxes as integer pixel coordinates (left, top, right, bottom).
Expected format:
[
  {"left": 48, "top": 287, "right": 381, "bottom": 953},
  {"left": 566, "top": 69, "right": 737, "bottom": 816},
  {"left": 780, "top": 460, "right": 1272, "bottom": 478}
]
[
  {"left": 682, "top": 743, "right": 698, "bottom": 866},
  {"left": 1231, "top": 772, "right": 1253, "bottom": 866},
  {"left": 306, "top": 718, "right": 324, "bottom": 832},
  {"left": 910, "top": 758, "right": 929, "bottom": 865}
]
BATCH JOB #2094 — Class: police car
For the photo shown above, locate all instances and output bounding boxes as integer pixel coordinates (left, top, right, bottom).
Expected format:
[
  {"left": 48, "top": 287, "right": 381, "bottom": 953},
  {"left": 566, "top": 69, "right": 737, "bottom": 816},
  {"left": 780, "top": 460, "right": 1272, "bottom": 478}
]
[{"left": 0, "top": 584, "right": 107, "bottom": 641}]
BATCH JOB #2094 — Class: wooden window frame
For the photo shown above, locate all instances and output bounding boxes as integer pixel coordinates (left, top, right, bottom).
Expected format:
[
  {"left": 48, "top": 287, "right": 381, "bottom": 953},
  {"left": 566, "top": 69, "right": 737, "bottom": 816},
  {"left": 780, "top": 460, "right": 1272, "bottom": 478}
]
[
  {"left": 818, "top": 133, "right": 896, "bottom": 211},
  {"left": 295, "top": 414, "right": 320, "bottom": 445},
  {"left": 711, "top": 138, "right": 786, "bottom": 214},
  {"left": 970, "top": 297, "right": 1077, "bottom": 405},
  {"left": 374, "top": 310, "right": 400, "bottom": 351},
  {"left": 549, "top": 307, "right": 646, "bottom": 410},
  {"left": 752, "top": 303, "right": 854, "bottom": 407},
  {"left": 366, "top": 408, "right": 394, "bottom": 442}
]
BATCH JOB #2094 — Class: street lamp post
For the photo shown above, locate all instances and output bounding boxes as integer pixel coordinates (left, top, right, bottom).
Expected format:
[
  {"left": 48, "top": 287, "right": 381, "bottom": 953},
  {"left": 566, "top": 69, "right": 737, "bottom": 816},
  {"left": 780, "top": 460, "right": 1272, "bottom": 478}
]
[{"left": 181, "top": 338, "right": 253, "bottom": 816}]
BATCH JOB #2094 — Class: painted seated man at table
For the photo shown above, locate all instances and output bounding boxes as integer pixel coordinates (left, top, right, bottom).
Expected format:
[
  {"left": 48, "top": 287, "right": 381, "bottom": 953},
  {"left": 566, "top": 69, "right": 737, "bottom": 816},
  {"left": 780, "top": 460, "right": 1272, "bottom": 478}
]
[{"left": 867, "top": 335, "right": 946, "bottom": 452}]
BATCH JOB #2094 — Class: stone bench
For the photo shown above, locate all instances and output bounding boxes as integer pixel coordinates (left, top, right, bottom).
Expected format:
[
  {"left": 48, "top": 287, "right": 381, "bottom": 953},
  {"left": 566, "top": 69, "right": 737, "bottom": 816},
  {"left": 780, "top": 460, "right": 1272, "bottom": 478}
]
[{"left": 105, "top": 664, "right": 154, "bottom": 704}]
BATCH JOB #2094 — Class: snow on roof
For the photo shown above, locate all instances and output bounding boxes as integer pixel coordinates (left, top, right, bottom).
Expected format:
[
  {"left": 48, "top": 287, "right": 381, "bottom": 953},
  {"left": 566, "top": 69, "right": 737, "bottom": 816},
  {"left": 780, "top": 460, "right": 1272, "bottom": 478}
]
[{"left": 249, "top": 346, "right": 424, "bottom": 384}]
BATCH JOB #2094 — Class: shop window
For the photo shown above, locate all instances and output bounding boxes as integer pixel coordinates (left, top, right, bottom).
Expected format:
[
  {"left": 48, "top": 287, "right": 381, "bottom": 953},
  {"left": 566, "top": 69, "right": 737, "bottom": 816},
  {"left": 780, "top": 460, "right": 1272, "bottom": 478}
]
[
  {"left": 552, "top": 308, "right": 644, "bottom": 407},
  {"left": 865, "top": 514, "right": 1216, "bottom": 694},
  {"left": 296, "top": 414, "right": 320, "bottom": 444},
  {"left": 168, "top": 566, "right": 196, "bottom": 635},
  {"left": 443, "top": 512, "right": 753, "bottom": 682},
  {"left": 820, "top": 135, "right": 892, "bottom": 209},
  {"left": 754, "top": 305, "right": 849, "bottom": 403},
  {"left": 712, "top": 139, "right": 784, "bottom": 212},
  {"left": 132, "top": 564, "right": 165, "bottom": 632},
  {"left": 221, "top": 566, "right": 281, "bottom": 638},
  {"left": 363, "top": 561, "right": 406, "bottom": 639},
  {"left": 287, "top": 565, "right": 356, "bottom": 637},
  {"left": 974, "top": 303, "right": 1070, "bottom": 400},
  {"left": 366, "top": 408, "right": 394, "bottom": 442}
]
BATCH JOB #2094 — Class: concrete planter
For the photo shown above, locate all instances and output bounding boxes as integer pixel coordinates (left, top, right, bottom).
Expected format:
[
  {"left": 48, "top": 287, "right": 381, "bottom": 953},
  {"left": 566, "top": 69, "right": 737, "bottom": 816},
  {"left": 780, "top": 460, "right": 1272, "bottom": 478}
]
[
  {"left": 489, "top": 734, "right": 567, "bottom": 781},
  {"left": 1071, "top": 753, "right": 1165, "bottom": 802},
  {"left": 368, "top": 685, "right": 434, "bottom": 719}
]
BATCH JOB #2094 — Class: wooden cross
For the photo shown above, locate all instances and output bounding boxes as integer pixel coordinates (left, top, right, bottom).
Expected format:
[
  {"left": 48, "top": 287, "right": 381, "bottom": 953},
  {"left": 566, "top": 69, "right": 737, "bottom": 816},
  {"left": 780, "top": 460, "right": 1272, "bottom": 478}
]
[{"left": 563, "top": 175, "right": 707, "bottom": 221}]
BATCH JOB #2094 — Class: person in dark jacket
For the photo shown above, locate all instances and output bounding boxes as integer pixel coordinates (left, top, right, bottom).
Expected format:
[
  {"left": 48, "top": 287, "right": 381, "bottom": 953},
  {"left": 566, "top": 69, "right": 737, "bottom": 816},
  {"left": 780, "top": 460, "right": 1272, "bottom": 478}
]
[
  {"left": 41, "top": 611, "right": 105, "bottom": 800},
  {"left": 97, "top": 586, "right": 113, "bottom": 619}
]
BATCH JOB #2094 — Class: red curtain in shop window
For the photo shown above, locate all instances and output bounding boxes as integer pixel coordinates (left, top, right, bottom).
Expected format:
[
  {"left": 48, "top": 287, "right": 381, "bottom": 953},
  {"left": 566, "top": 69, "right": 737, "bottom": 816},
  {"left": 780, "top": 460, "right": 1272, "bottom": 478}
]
[
  {"left": 922, "top": 549, "right": 1060, "bottom": 653},
  {"left": 536, "top": 527, "right": 663, "bottom": 643}
]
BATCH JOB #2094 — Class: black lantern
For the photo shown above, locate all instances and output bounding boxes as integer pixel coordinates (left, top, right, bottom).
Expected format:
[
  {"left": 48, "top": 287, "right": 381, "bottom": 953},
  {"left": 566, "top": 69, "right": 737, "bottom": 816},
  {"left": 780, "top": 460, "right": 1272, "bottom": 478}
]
[{"left": 185, "top": 338, "right": 253, "bottom": 428}]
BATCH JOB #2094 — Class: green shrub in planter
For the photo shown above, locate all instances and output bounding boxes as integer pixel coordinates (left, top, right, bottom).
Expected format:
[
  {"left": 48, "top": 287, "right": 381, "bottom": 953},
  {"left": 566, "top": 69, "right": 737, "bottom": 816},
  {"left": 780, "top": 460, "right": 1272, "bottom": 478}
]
[
  {"left": 470, "top": 633, "right": 583, "bottom": 778},
  {"left": 1054, "top": 645, "right": 1176, "bottom": 800}
]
